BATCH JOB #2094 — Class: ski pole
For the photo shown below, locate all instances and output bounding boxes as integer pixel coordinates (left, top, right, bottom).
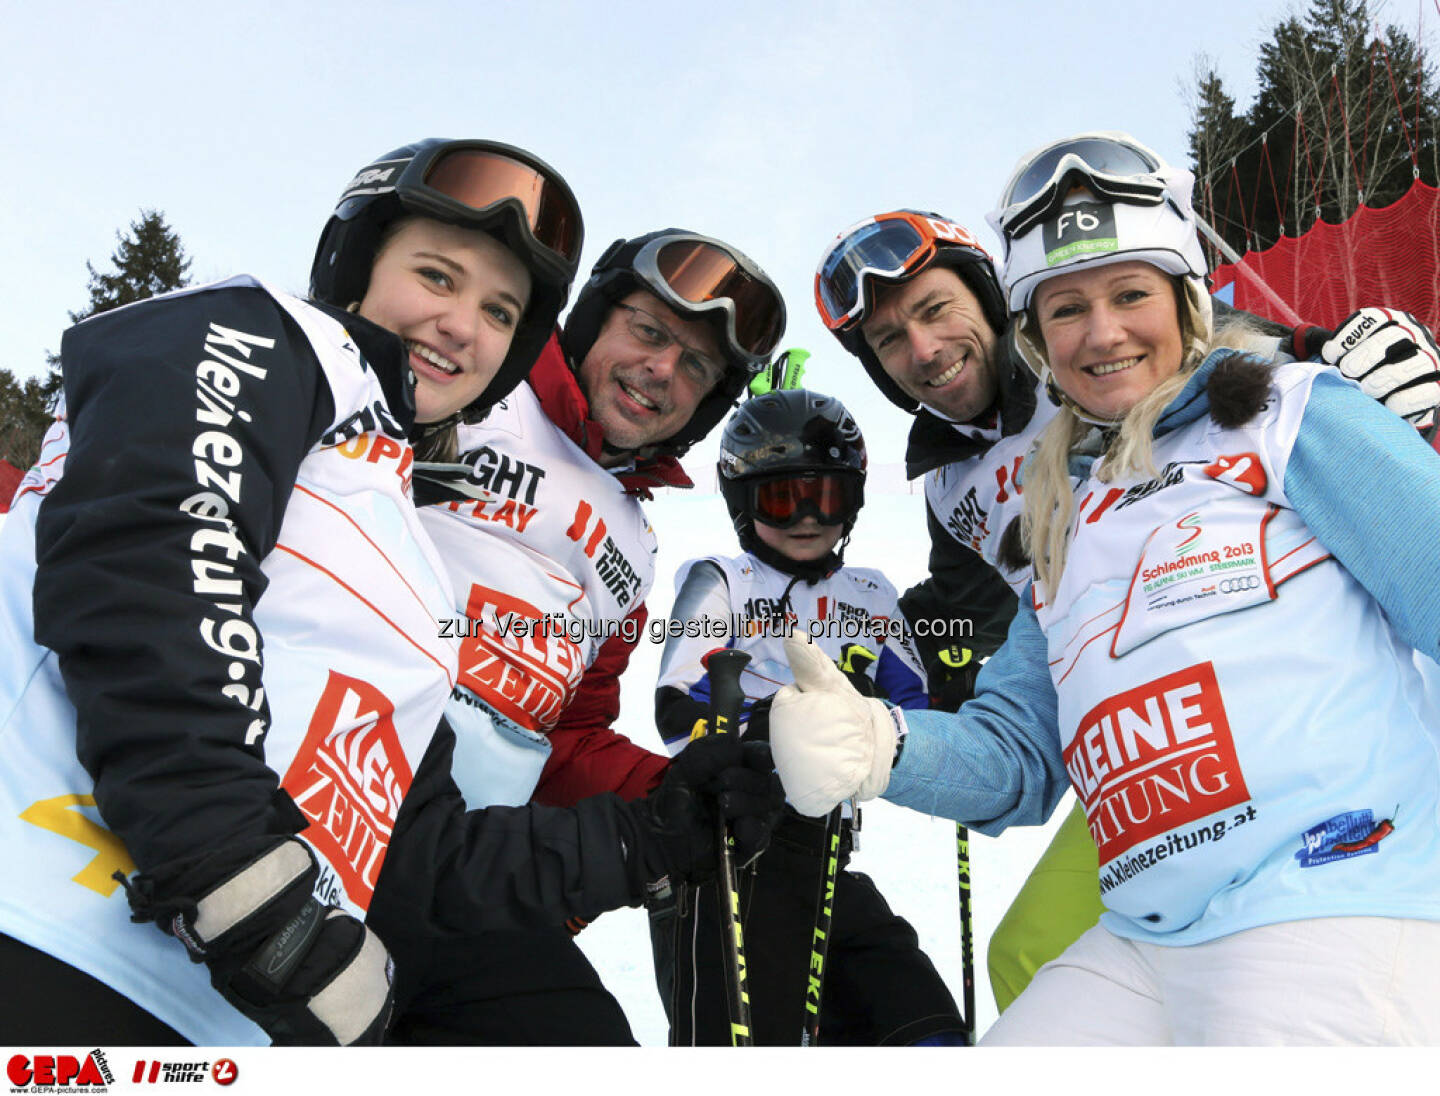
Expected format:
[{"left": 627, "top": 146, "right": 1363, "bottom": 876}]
[
  {"left": 702, "top": 647, "right": 755, "bottom": 1047},
  {"left": 801, "top": 802, "right": 843, "bottom": 1046},
  {"left": 956, "top": 823, "right": 975, "bottom": 1045}
]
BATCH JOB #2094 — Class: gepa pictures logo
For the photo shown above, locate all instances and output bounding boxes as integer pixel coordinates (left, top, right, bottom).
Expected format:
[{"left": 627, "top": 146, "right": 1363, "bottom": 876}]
[{"left": 8, "top": 1051, "right": 113, "bottom": 1091}]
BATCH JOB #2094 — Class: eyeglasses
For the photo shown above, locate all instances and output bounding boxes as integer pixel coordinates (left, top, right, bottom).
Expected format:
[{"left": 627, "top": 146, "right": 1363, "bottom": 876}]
[
  {"left": 342, "top": 140, "right": 584, "bottom": 274},
  {"left": 613, "top": 303, "right": 724, "bottom": 386},
  {"left": 751, "top": 472, "right": 863, "bottom": 528},
  {"left": 624, "top": 233, "right": 785, "bottom": 368},
  {"left": 994, "top": 133, "right": 1168, "bottom": 242},
  {"left": 815, "top": 211, "right": 991, "bottom": 332}
]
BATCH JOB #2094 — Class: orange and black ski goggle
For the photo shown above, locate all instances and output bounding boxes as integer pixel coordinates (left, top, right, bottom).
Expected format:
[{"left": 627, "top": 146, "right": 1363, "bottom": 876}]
[{"left": 815, "top": 210, "right": 991, "bottom": 332}]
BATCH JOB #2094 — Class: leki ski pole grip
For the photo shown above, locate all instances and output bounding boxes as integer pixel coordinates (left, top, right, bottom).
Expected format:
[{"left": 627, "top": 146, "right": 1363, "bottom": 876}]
[{"left": 703, "top": 648, "right": 751, "bottom": 734}]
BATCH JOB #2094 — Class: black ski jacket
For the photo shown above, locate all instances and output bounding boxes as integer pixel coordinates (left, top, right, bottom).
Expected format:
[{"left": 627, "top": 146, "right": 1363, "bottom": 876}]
[{"left": 32, "top": 281, "right": 657, "bottom": 954}]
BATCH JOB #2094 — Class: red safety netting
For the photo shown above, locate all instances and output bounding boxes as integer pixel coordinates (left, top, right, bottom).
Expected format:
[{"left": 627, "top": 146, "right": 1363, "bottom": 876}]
[
  {"left": 1210, "top": 179, "right": 1440, "bottom": 332},
  {"left": 0, "top": 460, "right": 22, "bottom": 512}
]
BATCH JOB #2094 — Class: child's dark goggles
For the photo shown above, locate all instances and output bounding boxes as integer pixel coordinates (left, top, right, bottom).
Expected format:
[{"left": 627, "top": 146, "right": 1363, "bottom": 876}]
[{"left": 750, "top": 473, "right": 862, "bottom": 527}]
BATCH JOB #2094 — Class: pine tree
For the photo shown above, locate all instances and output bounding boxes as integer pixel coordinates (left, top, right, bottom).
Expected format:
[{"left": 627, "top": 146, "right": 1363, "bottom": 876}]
[
  {"left": 1187, "top": 61, "right": 1245, "bottom": 244},
  {"left": 0, "top": 368, "right": 55, "bottom": 471},
  {"left": 0, "top": 211, "right": 193, "bottom": 476},
  {"left": 43, "top": 210, "right": 193, "bottom": 393},
  {"left": 69, "top": 209, "right": 192, "bottom": 322},
  {"left": 1188, "top": 0, "right": 1439, "bottom": 255}
]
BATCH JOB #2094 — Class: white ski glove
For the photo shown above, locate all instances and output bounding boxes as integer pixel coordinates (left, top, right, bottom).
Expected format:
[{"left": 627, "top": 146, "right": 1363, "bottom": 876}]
[
  {"left": 1322, "top": 308, "right": 1440, "bottom": 429},
  {"left": 768, "top": 632, "right": 902, "bottom": 817}
]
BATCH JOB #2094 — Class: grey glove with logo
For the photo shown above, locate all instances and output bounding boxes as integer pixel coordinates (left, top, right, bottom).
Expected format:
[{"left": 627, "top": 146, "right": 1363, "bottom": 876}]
[{"left": 119, "top": 836, "right": 393, "bottom": 1045}]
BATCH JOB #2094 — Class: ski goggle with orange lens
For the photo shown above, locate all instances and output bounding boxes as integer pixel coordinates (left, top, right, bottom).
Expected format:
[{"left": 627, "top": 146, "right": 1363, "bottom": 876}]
[
  {"left": 750, "top": 473, "right": 863, "bottom": 528},
  {"left": 344, "top": 141, "right": 584, "bottom": 274},
  {"left": 815, "top": 211, "right": 992, "bottom": 333},
  {"left": 994, "top": 134, "right": 1169, "bottom": 242},
  {"left": 622, "top": 233, "right": 786, "bottom": 369}
]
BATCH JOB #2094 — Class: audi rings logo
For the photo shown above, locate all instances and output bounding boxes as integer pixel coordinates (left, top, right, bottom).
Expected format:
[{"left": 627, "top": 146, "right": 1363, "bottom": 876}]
[{"left": 1218, "top": 576, "right": 1261, "bottom": 594}]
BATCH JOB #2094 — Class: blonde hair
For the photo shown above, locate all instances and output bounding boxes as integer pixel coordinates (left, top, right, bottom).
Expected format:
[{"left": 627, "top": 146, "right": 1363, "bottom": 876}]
[
  {"left": 1021, "top": 283, "right": 1275, "bottom": 597},
  {"left": 414, "top": 423, "right": 460, "bottom": 463}
]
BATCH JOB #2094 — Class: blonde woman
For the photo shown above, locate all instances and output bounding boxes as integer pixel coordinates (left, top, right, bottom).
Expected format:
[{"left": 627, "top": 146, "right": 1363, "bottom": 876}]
[{"left": 767, "top": 133, "right": 1440, "bottom": 1045}]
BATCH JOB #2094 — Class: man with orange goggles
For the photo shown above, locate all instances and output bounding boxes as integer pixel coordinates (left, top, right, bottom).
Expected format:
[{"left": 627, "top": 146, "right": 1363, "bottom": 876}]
[{"left": 815, "top": 210, "right": 1033, "bottom": 660}]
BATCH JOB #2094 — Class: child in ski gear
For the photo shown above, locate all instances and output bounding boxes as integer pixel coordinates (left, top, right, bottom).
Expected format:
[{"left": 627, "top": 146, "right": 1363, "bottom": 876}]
[
  {"left": 407, "top": 228, "right": 789, "bottom": 1043},
  {"left": 649, "top": 385, "right": 968, "bottom": 1045},
  {"left": 776, "top": 132, "right": 1440, "bottom": 1045},
  {"left": 0, "top": 139, "right": 782, "bottom": 1047}
]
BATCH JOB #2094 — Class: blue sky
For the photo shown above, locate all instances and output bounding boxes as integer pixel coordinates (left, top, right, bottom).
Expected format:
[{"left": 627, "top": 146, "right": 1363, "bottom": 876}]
[{"left": 3, "top": 0, "right": 1330, "bottom": 472}]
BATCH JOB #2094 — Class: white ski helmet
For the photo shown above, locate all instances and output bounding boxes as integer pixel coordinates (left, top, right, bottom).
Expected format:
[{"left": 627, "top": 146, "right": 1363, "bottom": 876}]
[{"left": 987, "top": 131, "right": 1213, "bottom": 420}]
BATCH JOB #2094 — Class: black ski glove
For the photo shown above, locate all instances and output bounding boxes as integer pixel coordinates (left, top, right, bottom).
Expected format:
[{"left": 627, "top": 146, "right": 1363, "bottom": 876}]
[
  {"left": 118, "top": 836, "right": 393, "bottom": 1045},
  {"left": 837, "top": 643, "right": 881, "bottom": 697},
  {"left": 629, "top": 732, "right": 784, "bottom": 888},
  {"left": 926, "top": 644, "right": 979, "bottom": 712},
  {"left": 742, "top": 696, "right": 774, "bottom": 742}
]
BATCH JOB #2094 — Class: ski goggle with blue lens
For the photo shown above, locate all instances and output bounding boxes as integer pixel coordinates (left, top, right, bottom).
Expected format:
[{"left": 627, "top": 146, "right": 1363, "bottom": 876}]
[
  {"left": 815, "top": 211, "right": 992, "bottom": 332},
  {"left": 995, "top": 134, "right": 1170, "bottom": 242}
]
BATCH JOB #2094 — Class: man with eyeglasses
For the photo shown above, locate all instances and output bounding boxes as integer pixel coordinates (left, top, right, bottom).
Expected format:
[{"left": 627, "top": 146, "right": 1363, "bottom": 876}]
[
  {"left": 813, "top": 141, "right": 1440, "bottom": 1021},
  {"left": 411, "top": 228, "right": 787, "bottom": 1043}
]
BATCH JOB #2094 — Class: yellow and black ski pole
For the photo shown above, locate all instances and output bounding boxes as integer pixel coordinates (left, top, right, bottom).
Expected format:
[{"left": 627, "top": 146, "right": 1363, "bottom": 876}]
[
  {"left": 957, "top": 823, "right": 975, "bottom": 1044},
  {"left": 801, "top": 802, "right": 843, "bottom": 1045},
  {"left": 702, "top": 647, "right": 755, "bottom": 1047}
]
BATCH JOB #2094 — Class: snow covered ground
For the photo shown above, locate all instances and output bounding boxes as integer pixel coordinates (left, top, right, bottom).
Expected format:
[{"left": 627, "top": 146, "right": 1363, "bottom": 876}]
[{"left": 573, "top": 489, "right": 1070, "bottom": 1046}]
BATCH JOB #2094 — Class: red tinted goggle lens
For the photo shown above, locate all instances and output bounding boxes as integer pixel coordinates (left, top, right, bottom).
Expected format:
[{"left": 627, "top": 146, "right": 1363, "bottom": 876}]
[
  {"left": 752, "top": 475, "right": 858, "bottom": 527},
  {"left": 423, "top": 149, "right": 582, "bottom": 263},
  {"left": 654, "top": 238, "right": 784, "bottom": 356}
]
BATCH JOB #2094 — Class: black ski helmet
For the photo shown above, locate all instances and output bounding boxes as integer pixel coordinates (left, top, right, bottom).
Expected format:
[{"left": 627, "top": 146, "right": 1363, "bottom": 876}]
[
  {"left": 818, "top": 210, "right": 1007, "bottom": 414},
  {"left": 559, "top": 228, "right": 786, "bottom": 458},
  {"left": 310, "top": 138, "right": 584, "bottom": 421},
  {"left": 718, "top": 388, "right": 867, "bottom": 572}
]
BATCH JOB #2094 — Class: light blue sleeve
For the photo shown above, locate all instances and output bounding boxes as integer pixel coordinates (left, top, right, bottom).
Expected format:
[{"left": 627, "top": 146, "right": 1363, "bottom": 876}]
[
  {"left": 885, "top": 589, "right": 1069, "bottom": 836},
  {"left": 1285, "top": 369, "right": 1440, "bottom": 661}
]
